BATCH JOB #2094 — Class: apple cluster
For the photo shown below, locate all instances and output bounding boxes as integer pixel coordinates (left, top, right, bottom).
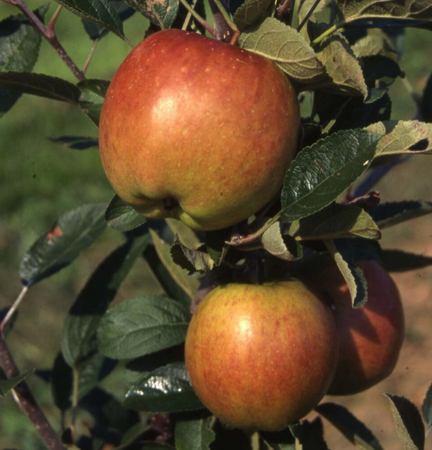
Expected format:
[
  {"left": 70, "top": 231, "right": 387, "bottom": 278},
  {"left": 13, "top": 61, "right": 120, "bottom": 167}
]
[{"left": 99, "top": 30, "right": 404, "bottom": 432}]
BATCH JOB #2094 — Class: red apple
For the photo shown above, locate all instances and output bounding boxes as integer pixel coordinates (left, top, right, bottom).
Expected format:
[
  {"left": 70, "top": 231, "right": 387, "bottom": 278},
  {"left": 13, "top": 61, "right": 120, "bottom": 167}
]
[
  {"left": 99, "top": 29, "right": 300, "bottom": 231},
  {"left": 311, "top": 260, "right": 404, "bottom": 395},
  {"left": 185, "top": 281, "right": 339, "bottom": 431}
]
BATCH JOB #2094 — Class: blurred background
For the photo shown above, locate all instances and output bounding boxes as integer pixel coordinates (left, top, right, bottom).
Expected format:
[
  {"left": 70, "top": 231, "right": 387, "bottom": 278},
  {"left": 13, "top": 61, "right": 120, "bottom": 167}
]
[{"left": 0, "top": 1, "right": 432, "bottom": 448}]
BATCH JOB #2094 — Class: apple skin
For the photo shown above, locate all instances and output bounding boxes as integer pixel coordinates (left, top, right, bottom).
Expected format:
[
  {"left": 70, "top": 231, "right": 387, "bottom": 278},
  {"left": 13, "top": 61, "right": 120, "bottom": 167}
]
[
  {"left": 185, "top": 282, "right": 339, "bottom": 431},
  {"left": 99, "top": 29, "right": 300, "bottom": 231},
  {"left": 312, "top": 261, "right": 404, "bottom": 396}
]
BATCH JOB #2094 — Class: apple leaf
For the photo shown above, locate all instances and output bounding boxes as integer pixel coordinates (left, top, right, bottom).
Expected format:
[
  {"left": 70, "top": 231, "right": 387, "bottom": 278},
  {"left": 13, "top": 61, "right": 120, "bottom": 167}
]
[
  {"left": 20, "top": 204, "right": 107, "bottom": 287},
  {"left": 422, "top": 73, "right": 432, "bottom": 122},
  {"left": 316, "top": 32, "right": 368, "bottom": 98},
  {"left": 0, "top": 71, "right": 81, "bottom": 103},
  {"left": 53, "top": 0, "right": 126, "bottom": 40},
  {"left": 362, "top": 55, "right": 402, "bottom": 87},
  {"left": 78, "top": 78, "right": 110, "bottom": 126},
  {"left": 175, "top": 412, "right": 216, "bottom": 450},
  {"left": 48, "top": 136, "right": 99, "bottom": 150},
  {"left": 123, "top": 0, "right": 179, "bottom": 29},
  {"left": 289, "top": 203, "right": 381, "bottom": 241},
  {"left": 262, "top": 222, "right": 303, "bottom": 261},
  {"left": 422, "top": 383, "right": 432, "bottom": 429},
  {"left": 0, "top": 6, "right": 47, "bottom": 117},
  {"left": 385, "top": 393, "right": 425, "bottom": 450},
  {"left": 368, "top": 201, "right": 432, "bottom": 229},
  {"left": 82, "top": 0, "right": 135, "bottom": 41},
  {"left": 324, "top": 239, "right": 369, "bottom": 308},
  {"left": 97, "top": 296, "right": 190, "bottom": 359},
  {"left": 61, "top": 233, "right": 151, "bottom": 367},
  {"left": 233, "top": 0, "right": 273, "bottom": 31},
  {"left": 337, "top": 0, "right": 432, "bottom": 28},
  {"left": 205, "top": 229, "right": 230, "bottom": 267},
  {"left": 165, "top": 219, "right": 201, "bottom": 250},
  {"left": 298, "top": 0, "right": 327, "bottom": 29},
  {"left": 381, "top": 249, "right": 432, "bottom": 272},
  {"left": 280, "top": 130, "right": 379, "bottom": 223},
  {"left": 171, "top": 238, "right": 214, "bottom": 274},
  {"left": 316, "top": 403, "right": 384, "bottom": 450},
  {"left": 105, "top": 195, "right": 147, "bottom": 231},
  {"left": 367, "top": 120, "right": 432, "bottom": 156},
  {"left": 352, "top": 29, "right": 399, "bottom": 59},
  {"left": 238, "top": 18, "right": 326, "bottom": 84},
  {"left": 290, "top": 418, "right": 329, "bottom": 450},
  {"left": 124, "top": 362, "right": 204, "bottom": 412},
  {"left": 150, "top": 229, "right": 199, "bottom": 300},
  {"left": 0, "top": 369, "right": 35, "bottom": 397}
]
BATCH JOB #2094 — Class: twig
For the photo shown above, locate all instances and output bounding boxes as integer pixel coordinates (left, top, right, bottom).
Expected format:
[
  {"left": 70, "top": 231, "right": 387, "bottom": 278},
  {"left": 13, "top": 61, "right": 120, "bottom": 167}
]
[
  {"left": 0, "top": 286, "right": 29, "bottom": 336},
  {"left": 276, "top": 0, "right": 295, "bottom": 25},
  {"left": 178, "top": 0, "right": 217, "bottom": 37},
  {"left": 0, "top": 334, "right": 65, "bottom": 450},
  {"left": 82, "top": 40, "right": 99, "bottom": 74},
  {"left": 297, "top": 0, "right": 322, "bottom": 32},
  {"left": 1, "top": 0, "right": 85, "bottom": 80},
  {"left": 311, "top": 23, "right": 340, "bottom": 46}
]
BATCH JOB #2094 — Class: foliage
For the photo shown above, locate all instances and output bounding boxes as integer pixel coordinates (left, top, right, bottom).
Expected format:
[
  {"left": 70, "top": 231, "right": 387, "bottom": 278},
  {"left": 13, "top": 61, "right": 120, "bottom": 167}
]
[{"left": 1, "top": 0, "right": 432, "bottom": 448}]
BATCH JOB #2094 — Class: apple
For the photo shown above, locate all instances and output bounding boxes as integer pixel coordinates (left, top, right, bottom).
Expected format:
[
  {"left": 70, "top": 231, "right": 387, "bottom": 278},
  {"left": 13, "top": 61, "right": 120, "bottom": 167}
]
[
  {"left": 185, "top": 281, "right": 339, "bottom": 431},
  {"left": 310, "top": 260, "right": 404, "bottom": 396},
  {"left": 99, "top": 29, "right": 300, "bottom": 231}
]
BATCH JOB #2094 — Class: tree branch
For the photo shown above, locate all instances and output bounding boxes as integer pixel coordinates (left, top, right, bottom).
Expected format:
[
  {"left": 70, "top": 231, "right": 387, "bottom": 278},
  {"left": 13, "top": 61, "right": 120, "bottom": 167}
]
[
  {"left": 0, "top": 334, "right": 66, "bottom": 450},
  {"left": 1, "top": 0, "right": 85, "bottom": 80}
]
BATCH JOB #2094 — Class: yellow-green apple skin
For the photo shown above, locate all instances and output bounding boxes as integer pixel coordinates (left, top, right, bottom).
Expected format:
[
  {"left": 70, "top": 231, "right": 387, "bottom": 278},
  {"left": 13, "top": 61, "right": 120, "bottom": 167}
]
[
  {"left": 313, "top": 261, "right": 404, "bottom": 396},
  {"left": 184, "top": 282, "right": 339, "bottom": 431},
  {"left": 99, "top": 29, "right": 300, "bottom": 231}
]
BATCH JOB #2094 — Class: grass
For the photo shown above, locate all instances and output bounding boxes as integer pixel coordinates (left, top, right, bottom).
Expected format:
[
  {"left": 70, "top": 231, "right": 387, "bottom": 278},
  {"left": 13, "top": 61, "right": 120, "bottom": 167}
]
[{"left": 1, "top": 3, "right": 432, "bottom": 448}]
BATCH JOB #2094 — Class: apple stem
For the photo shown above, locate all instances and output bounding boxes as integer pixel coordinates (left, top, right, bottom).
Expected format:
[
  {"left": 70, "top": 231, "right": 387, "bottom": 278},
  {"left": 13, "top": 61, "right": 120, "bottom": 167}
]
[
  {"left": 178, "top": 0, "right": 217, "bottom": 36},
  {"left": 311, "top": 23, "right": 341, "bottom": 46},
  {"left": 0, "top": 286, "right": 29, "bottom": 336},
  {"left": 181, "top": 0, "right": 199, "bottom": 31}
]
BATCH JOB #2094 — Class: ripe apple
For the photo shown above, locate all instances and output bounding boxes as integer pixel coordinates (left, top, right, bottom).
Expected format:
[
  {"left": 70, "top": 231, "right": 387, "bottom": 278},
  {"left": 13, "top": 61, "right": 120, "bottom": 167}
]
[
  {"left": 99, "top": 29, "right": 300, "bottom": 231},
  {"left": 185, "top": 281, "right": 339, "bottom": 431},
  {"left": 310, "top": 260, "right": 404, "bottom": 396}
]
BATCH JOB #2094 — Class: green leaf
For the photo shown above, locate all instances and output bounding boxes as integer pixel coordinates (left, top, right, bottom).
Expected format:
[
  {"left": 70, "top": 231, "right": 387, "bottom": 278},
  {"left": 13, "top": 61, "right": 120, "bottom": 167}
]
[
  {"left": 0, "top": 6, "right": 47, "bottom": 117},
  {"left": 20, "top": 204, "right": 106, "bottom": 286},
  {"left": 422, "top": 383, "right": 432, "bottom": 429},
  {"left": 48, "top": 135, "right": 99, "bottom": 150},
  {"left": 290, "top": 203, "right": 381, "bottom": 241},
  {"left": 281, "top": 130, "right": 379, "bottom": 222},
  {"left": 367, "top": 121, "right": 432, "bottom": 156},
  {"left": 324, "top": 239, "right": 368, "bottom": 308},
  {"left": 51, "top": 352, "right": 73, "bottom": 410},
  {"left": 316, "top": 32, "right": 368, "bottom": 97},
  {"left": 316, "top": 403, "right": 384, "bottom": 450},
  {"left": 123, "top": 0, "right": 179, "bottom": 29},
  {"left": 175, "top": 412, "right": 216, "bottom": 450},
  {"left": 205, "top": 229, "right": 230, "bottom": 267},
  {"left": 260, "top": 429, "right": 295, "bottom": 450},
  {"left": 262, "top": 222, "right": 303, "bottom": 261},
  {"left": 105, "top": 195, "right": 147, "bottom": 231},
  {"left": 0, "top": 72, "right": 81, "bottom": 102},
  {"left": 78, "top": 78, "right": 110, "bottom": 126},
  {"left": 422, "top": 73, "right": 432, "bottom": 122},
  {"left": 166, "top": 219, "right": 201, "bottom": 250},
  {"left": 82, "top": 0, "right": 135, "bottom": 40},
  {"left": 98, "top": 296, "right": 190, "bottom": 359},
  {"left": 381, "top": 250, "right": 432, "bottom": 272},
  {"left": 368, "top": 201, "right": 432, "bottom": 229},
  {"left": 0, "top": 369, "right": 34, "bottom": 397},
  {"left": 337, "top": 0, "right": 432, "bottom": 28},
  {"left": 171, "top": 238, "right": 214, "bottom": 274},
  {"left": 61, "top": 234, "right": 151, "bottom": 366},
  {"left": 385, "top": 393, "right": 425, "bottom": 450},
  {"left": 362, "top": 55, "right": 402, "bottom": 87},
  {"left": 54, "top": 0, "right": 126, "bottom": 39},
  {"left": 233, "top": 0, "right": 273, "bottom": 31},
  {"left": 124, "top": 362, "right": 204, "bottom": 412},
  {"left": 238, "top": 18, "right": 325, "bottom": 84},
  {"left": 150, "top": 229, "right": 199, "bottom": 300}
]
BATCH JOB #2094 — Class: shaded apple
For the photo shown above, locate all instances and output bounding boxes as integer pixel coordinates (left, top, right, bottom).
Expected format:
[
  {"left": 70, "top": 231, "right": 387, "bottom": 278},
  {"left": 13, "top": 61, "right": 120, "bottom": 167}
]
[
  {"left": 310, "top": 260, "right": 405, "bottom": 396},
  {"left": 99, "top": 29, "right": 300, "bottom": 231},
  {"left": 185, "top": 281, "right": 339, "bottom": 431}
]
